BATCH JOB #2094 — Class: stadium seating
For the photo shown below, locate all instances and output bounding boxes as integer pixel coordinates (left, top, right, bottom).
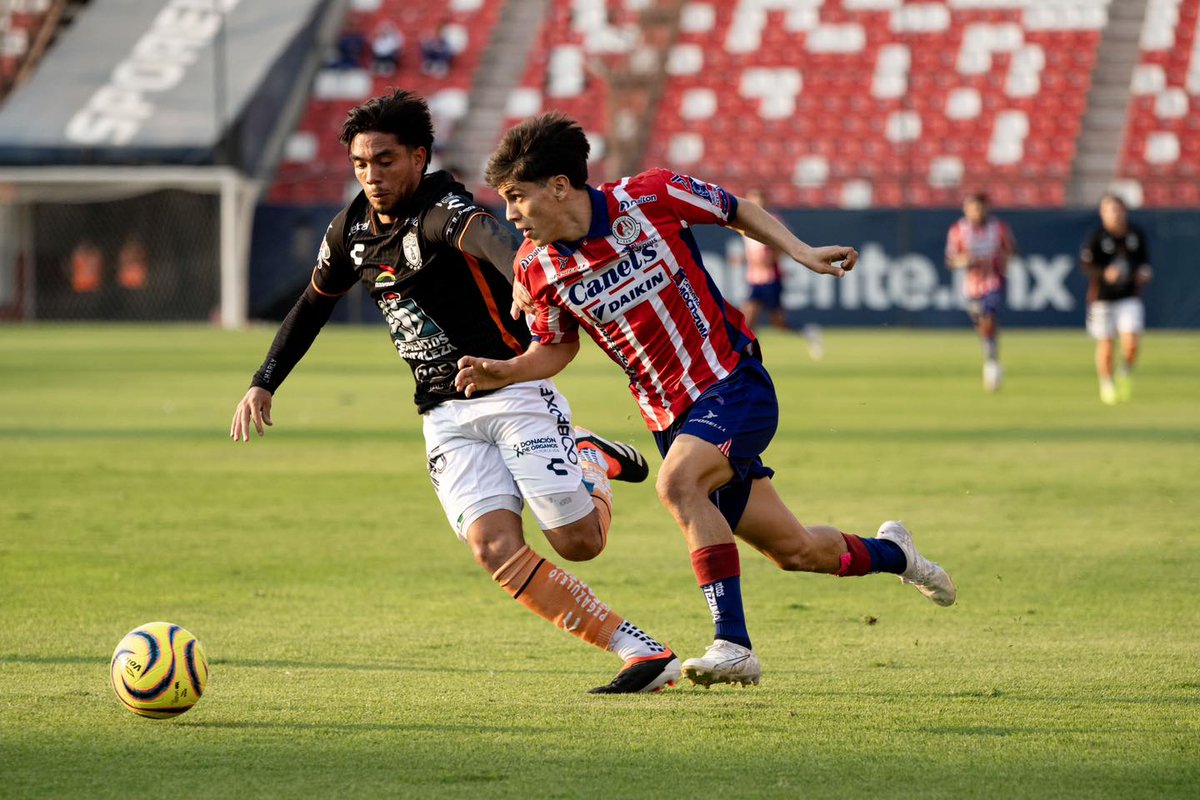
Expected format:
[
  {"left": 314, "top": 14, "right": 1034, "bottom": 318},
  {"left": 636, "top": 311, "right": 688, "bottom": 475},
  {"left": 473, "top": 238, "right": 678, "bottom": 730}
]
[
  {"left": 0, "top": 0, "right": 56, "bottom": 100},
  {"left": 644, "top": 0, "right": 1105, "bottom": 208},
  {"left": 1118, "top": 0, "right": 1200, "bottom": 206},
  {"left": 267, "top": 0, "right": 504, "bottom": 204},
  {"left": 499, "top": 0, "right": 651, "bottom": 186},
  {"left": 259, "top": 0, "right": 1198, "bottom": 210}
]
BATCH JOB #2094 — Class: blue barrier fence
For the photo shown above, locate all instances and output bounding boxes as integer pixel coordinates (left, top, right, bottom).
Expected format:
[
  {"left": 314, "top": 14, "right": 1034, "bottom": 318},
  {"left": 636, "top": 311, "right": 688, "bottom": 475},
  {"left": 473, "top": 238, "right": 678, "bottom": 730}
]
[{"left": 250, "top": 205, "right": 1200, "bottom": 328}]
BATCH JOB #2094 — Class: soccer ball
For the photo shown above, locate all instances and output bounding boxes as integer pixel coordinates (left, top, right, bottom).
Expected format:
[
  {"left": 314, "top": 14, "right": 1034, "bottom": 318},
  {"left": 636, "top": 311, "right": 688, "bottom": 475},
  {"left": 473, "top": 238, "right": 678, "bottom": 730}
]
[{"left": 110, "top": 621, "right": 209, "bottom": 719}]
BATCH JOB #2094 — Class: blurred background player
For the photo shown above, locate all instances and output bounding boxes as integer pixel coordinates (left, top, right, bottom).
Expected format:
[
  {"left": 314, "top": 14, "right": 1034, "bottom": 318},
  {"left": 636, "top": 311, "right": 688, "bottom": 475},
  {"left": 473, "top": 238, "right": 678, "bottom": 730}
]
[
  {"left": 945, "top": 192, "right": 1016, "bottom": 392},
  {"left": 1080, "top": 193, "right": 1153, "bottom": 405},
  {"left": 230, "top": 91, "right": 678, "bottom": 694},
  {"left": 458, "top": 113, "right": 956, "bottom": 689},
  {"left": 725, "top": 188, "right": 822, "bottom": 359}
]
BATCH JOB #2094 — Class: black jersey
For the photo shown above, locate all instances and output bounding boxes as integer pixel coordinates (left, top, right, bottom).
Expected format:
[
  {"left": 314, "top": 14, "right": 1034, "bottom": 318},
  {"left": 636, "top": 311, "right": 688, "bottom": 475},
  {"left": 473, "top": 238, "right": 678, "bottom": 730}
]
[
  {"left": 1080, "top": 224, "right": 1150, "bottom": 303},
  {"left": 252, "top": 171, "right": 530, "bottom": 412}
]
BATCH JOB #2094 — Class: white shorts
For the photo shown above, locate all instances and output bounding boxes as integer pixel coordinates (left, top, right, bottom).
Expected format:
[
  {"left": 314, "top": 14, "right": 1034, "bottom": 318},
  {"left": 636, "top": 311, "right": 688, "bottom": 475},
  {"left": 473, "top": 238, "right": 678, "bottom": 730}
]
[
  {"left": 1087, "top": 297, "right": 1144, "bottom": 340},
  {"left": 423, "top": 380, "right": 594, "bottom": 541}
]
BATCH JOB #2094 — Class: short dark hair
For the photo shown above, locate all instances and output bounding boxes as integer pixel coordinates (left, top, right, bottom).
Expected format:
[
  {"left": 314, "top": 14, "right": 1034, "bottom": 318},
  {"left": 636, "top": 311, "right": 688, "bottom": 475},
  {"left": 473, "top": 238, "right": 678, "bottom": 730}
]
[
  {"left": 339, "top": 89, "right": 434, "bottom": 168},
  {"left": 965, "top": 191, "right": 989, "bottom": 205},
  {"left": 485, "top": 113, "right": 590, "bottom": 190}
]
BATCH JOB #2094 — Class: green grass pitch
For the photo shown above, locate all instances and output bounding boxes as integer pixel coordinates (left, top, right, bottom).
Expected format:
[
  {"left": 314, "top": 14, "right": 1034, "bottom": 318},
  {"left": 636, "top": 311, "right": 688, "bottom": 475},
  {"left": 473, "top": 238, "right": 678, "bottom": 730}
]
[{"left": 1, "top": 324, "right": 1198, "bottom": 798}]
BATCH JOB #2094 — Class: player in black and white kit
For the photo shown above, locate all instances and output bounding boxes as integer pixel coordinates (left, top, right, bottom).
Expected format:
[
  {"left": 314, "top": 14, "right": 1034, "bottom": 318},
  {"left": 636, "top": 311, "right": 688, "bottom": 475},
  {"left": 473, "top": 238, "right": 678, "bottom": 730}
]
[
  {"left": 230, "top": 91, "right": 680, "bottom": 693},
  {"left": 1080, "top": 194, "right": 1153, "bottom": 404}
]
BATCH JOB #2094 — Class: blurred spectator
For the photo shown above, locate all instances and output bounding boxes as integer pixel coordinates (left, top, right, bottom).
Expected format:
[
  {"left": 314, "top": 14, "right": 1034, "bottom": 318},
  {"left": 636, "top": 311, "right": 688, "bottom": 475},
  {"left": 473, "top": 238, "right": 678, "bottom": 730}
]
[
  {"left": 69, "top": 240, "right": 102, "bottom": 294},
  {"left": 117, "top": 237, "right": 148, "bottom": 290},
  {"left": 331, "top": 27, "right": 367, "bottom": 70},
  {"left": 420, "top": 28, "right": 453, "bottom": 78},
  {"left": 371, "top": 21, "right": 403, "bottom": 76}
]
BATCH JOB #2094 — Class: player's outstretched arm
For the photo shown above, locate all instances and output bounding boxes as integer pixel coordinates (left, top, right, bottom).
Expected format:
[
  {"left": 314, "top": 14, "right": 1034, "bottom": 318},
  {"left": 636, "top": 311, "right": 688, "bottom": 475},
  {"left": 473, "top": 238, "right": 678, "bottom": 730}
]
[
  {"left": 231, "top": 386, "right": 273, "bottom": 441},
  {"left": 229, "top": 285, "right": 340, "bottom": 443},
  {"left": 732, "top": 196, "right": 857, "bottom": 276},
  {"left": 455, "top": 340, "right": 580, "bottom": 398}
]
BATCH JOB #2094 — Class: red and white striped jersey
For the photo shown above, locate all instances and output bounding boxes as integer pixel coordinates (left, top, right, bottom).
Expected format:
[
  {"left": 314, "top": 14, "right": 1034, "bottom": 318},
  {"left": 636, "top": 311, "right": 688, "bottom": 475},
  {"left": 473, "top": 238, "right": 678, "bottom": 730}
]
[
  {"left": 515, "top": 168, "right": 757, "bottom": 431},
  {"left": 945, "top": 216, "right": 1016, "bottom": 299}
]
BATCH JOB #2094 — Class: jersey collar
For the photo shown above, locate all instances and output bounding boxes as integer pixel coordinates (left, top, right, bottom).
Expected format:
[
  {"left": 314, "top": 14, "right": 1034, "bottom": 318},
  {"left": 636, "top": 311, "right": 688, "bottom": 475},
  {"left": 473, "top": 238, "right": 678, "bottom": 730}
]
[{"left": 552, "top": 185, "right": 609, "bottom": 255}]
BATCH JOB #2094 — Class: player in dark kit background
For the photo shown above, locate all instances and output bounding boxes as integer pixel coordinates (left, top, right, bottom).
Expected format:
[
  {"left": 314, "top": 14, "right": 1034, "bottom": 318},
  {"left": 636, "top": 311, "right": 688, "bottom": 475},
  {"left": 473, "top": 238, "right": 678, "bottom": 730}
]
[
  {"left": 1079, "top": 193, "right": 1153, "bottom": 405},
  {"left": 230, "top": 90, "right": 680, "bottom": 693}
]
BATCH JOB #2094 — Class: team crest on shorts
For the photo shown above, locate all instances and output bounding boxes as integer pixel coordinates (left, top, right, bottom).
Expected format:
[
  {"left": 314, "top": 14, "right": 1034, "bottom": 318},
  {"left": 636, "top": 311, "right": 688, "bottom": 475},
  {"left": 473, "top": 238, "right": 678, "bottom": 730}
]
[
  {"left": 403, "top": 230, "right": 423, "bottom": 269},
  {"left": 611, "top": 215, "right": 641, "bottom": 245}
]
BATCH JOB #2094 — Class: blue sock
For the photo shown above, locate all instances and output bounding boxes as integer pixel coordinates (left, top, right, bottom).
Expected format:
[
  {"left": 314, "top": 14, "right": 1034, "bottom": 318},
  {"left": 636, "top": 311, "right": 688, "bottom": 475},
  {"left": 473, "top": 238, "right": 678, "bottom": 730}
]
[
  {"left": 701, "top": 576, "right": 751, "bottom": 649},
  {"left": 862, "top": 537, "right": 907, "bottom": 574}
]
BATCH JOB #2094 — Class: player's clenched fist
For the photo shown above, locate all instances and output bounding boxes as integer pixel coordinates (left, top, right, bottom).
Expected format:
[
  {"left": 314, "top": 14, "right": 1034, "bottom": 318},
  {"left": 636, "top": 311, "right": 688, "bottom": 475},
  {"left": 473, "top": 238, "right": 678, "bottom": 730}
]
[
  {"left": 800, "top": 245, "right": 858, "bottom": 276},
  {"left": 455, "top": 356, "right": 511, "bottom": 398}
]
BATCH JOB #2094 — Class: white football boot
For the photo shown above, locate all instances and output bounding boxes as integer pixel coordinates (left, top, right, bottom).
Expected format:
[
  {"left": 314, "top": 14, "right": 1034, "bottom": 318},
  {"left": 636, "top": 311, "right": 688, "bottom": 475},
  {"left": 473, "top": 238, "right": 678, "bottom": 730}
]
[
  {"left": 680, "top": 640, "right": 762, "bottom": 688},
  {"left": 803, "top": 323, "right": 825, "bottom": 361},
  {"left": 876, "top": 520, "right": 957, "bottom": 607},
  {"left": 983, "top": 360, "right": 1002, "bottom": 393}
]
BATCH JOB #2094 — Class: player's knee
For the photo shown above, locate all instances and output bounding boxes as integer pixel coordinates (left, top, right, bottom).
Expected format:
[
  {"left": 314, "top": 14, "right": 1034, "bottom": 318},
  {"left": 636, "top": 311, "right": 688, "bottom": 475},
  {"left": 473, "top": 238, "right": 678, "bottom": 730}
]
[
  {"left": 655, "top": 467, "right": 698, "bottom": 513},
  {"left": 470, "top": 534, "right": 521, "bottom": 573},
  {"left": 545, "top": 517, "right": 604, "bottom": 562}
]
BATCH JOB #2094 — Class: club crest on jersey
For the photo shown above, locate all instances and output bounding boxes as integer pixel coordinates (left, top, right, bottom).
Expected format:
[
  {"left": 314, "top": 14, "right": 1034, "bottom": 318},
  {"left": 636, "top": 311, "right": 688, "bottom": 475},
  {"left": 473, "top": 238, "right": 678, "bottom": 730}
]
[
  {"left": 611, "top": 215, "right": 641, "bottom": 245},
  {"left": 402, "top": 230, "right": 423, "bottom": 268}
]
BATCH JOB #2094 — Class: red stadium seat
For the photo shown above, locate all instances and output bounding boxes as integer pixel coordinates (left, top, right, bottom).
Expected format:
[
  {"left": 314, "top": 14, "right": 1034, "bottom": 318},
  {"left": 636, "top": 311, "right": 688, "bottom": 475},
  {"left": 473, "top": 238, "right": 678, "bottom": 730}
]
[
  {"left": 638, "top": 0, "right": 1099, "bottom": 206},
  {"left": 1117, "top": 0, "right": 1200, "bottom": 205},
  {"left": 265, "top": 0, "right": 506, "bottom": 205}
]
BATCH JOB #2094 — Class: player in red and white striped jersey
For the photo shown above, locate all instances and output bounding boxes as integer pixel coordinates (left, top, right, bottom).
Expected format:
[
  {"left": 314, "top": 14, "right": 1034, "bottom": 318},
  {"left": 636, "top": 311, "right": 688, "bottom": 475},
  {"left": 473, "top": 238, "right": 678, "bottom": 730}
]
[
  {"left": 945, "top": 192, "right": 1016, "bottom": 392},
  {"left": 457, "top": 114, "right": 957, "bottom": 688},
  {"left": 511, "top": 165, "right": 751, "bottom": 431}
]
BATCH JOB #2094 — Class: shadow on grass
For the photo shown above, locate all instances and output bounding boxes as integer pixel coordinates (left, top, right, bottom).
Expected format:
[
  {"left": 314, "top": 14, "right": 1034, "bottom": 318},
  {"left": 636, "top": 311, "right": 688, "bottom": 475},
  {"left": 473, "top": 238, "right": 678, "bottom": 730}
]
[
  {"left": 795, "top": 426, "right": 1200, "bottom": 444},
  {"left": 0, "top": 655, "right": 105, "bottom": 665},
  {"left": 0, "top": 654, "right": 579, "bottom": 677},
  {"left": 0, "top": 427, "right": 423, "bottom": 442},
  {"left": 177, "top": 720, "right": 543, "bottom": 736}
]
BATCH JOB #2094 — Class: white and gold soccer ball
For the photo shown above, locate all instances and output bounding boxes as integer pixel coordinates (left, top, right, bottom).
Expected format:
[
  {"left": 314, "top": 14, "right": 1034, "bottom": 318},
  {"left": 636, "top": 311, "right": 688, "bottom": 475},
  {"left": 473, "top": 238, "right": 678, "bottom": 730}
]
[{"left": 110, "top": 621, "right": 209, "bottom": 719}]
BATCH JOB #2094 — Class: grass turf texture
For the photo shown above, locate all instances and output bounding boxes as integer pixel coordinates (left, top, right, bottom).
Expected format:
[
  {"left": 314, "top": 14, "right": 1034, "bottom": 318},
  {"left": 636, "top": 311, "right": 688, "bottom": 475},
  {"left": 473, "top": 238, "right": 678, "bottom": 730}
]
[{"left": 1, "top": 324, "right": 1197, "bottom": 799}]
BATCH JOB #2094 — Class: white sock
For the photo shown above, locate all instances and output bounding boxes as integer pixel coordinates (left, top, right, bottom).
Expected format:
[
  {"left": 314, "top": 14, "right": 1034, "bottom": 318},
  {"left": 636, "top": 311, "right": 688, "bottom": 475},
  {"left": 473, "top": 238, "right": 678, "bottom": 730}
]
[{"left": 608, "top": 620, "right": 666, "bottom": 661}]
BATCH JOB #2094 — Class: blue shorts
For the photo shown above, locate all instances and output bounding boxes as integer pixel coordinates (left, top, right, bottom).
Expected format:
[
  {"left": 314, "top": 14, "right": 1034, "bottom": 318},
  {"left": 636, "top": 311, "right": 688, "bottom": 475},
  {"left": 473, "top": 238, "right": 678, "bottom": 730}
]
[
  {"left": 966, "top": 289, "right": 1004, "bottom": 322},
  {"left": 652, "top": 357, "right": 777, "bottom": 530},
  {"left": 748, "top": 281, "right": 784, "bottom": 311}
]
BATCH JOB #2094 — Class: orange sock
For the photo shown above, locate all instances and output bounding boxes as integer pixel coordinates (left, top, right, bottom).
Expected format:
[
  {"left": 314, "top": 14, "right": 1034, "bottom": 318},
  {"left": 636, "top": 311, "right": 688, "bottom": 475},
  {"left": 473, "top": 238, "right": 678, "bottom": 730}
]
[
  {"left": 493, "top": 545, "right": 623, "bottom": 651},
  {"left": 577, "top": 444, "right": 613, "bottom": 546}
]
